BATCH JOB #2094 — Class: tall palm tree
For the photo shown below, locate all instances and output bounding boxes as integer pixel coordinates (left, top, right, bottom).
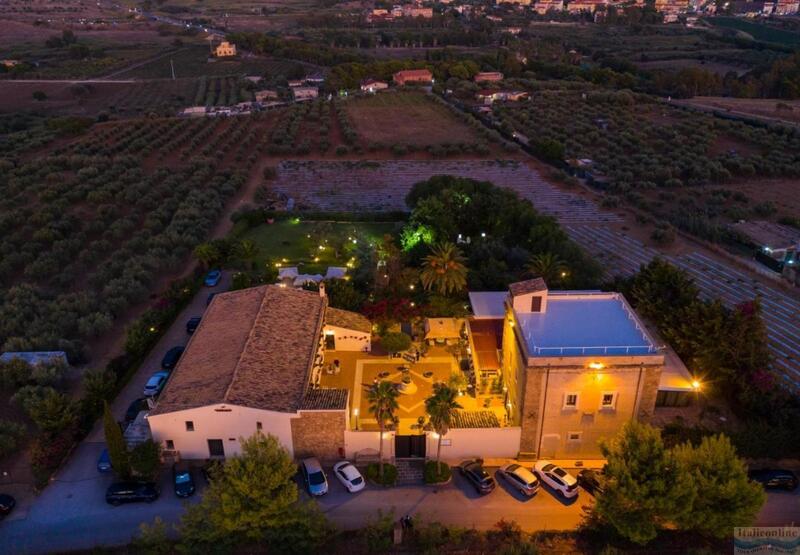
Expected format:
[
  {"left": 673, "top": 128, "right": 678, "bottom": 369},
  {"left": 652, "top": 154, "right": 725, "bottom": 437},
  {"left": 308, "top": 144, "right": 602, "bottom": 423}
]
[
  {"left": 365, "top": 381, "right": 399, "bottom": 478},
  {"left": 193, "top": 242, "right": 220, "bottom": 270},
  {"left": 425, "top": 384, "right": 462, "bottom": 470},
  {"left": 236, "top": 239, "right": 260, "bottom": 271},
  {"left": 420, "top": 242, "right": 467, "bottom": 296},
  {"left": 525, "top": 252, "right": 568, "bottom": 284}
]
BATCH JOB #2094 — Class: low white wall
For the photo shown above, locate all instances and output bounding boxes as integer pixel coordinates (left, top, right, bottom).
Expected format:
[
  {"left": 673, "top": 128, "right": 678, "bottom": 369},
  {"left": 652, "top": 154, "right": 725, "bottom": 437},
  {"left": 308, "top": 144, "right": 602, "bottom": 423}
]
[
  {"left": 324, "top": 325, "right": 371, "bottom": 352},
  {"left": 427, "top": 427, "right": 521, "bottom": 462},
  {"left": 344, "top": 430, "right": 394, "bottom": 460}
]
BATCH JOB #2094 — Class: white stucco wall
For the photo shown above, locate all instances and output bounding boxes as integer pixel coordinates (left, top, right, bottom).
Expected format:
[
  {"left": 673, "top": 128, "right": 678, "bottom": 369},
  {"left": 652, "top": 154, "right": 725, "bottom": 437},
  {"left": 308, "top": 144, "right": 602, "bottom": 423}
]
[
  {"left": 148, "top": 403, "right": 296, "bottom": 460},
  {"left": 323, "top": 325, "right": 371, "bottom": 352},
  {"left": 344, "top": 430, "right": 394, "bottom": 460},
  {"left": 427, "top": 427, "right": 522, "bottom": 462}
]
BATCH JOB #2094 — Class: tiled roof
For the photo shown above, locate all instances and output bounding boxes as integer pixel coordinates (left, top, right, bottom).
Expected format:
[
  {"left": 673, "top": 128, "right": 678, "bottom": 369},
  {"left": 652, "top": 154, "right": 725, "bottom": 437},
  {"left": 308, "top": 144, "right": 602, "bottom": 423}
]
[
  {"left": 509, "top": 277, "right": 548, "bottom": 297},
  {"left": 301, "top": 388, "right": 349, "bottom": 410},
  {"left": 326, "top": 307, "right": 372, "bottom": 333},
  {"left": 452, "top": 410, "right": 500, "bottom": 429},
  {"left": 151, "top": 286, "right": 326, "bottom": 415}
]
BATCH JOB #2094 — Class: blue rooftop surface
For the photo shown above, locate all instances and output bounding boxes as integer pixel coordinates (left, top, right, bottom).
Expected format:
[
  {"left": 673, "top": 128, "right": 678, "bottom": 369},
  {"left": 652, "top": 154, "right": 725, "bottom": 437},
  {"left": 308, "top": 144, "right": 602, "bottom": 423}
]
[{"left": 517, "top": 295, "right": 657, "bottom": 357}]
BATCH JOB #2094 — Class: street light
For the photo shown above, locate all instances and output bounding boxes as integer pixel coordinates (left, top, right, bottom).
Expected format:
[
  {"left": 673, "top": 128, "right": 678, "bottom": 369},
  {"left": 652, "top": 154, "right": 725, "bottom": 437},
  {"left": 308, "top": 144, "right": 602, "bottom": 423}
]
[{"left": 354, "top": 408, "right": 359, "bottom": 430}]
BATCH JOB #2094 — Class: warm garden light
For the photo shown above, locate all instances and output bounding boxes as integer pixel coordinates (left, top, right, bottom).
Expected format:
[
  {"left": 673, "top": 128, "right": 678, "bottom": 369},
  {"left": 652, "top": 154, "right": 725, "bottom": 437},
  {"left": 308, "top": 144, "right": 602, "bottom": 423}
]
[
  {"left": 589, "top": 362, "right": 604, "bottom": 370},
  {"left": 691, "top": 379, "right": 702, "bottom": 390}
]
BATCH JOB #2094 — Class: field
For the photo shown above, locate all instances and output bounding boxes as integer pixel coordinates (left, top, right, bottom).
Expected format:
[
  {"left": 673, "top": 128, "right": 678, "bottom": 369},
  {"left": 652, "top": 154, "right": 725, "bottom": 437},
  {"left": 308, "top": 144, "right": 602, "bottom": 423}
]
[
  {"left": 683, "top": 96, "right": 800, "bottom": 126},
  {"left": 239, "top": 220, "right": 400, "bottom": 275},
  {"left": 707, "top": 17, "right": 800, "bottom": 47},
  {"left": 634, "top": 59, "right": 749, "bottom": 76},
  {"left": 112, "top": 45, "right": 307, "bottom": 80},
  {"left": 493, "top": 88, "right": 800, "bottom": 241},
  {"left": 345, "top": 92, "right": 485, "bottom": 147}
]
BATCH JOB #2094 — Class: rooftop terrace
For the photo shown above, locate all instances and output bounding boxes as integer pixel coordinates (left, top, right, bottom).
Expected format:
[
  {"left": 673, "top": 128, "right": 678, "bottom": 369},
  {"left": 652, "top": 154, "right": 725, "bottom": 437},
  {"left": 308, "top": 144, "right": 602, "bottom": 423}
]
[{"left": 517, "top": 292, "right": 658, "bottom": 357}]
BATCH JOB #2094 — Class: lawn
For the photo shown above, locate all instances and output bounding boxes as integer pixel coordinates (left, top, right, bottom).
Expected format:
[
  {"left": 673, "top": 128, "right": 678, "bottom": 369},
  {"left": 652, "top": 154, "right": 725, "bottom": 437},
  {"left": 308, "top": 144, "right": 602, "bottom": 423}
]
[
  {"left": 345, "top": 91, "right": 482, "bottom": 146},
  {"left": 239, "top": 219, "right": 400, "bottom": 275}
]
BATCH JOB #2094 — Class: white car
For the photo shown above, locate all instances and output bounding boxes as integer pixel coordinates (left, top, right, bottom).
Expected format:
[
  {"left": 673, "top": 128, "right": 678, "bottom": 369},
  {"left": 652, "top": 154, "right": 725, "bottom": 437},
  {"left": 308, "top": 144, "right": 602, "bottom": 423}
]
[
  {"left": 534, "top": 461, "right": 579, "bottom": 499},
  {"left": 498, "top": 463, "right": 540, "bottom": 497},
  {"left": 332, "top": 461, "right": 365, "bottom": 493}
]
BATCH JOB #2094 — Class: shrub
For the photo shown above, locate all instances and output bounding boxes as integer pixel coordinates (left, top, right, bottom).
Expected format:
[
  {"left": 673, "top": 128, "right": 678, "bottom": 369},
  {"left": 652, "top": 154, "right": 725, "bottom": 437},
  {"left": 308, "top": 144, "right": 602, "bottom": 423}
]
[
  {"left": 367, "top": 462, "right": 397, "bottom": 486},
  {"left": 0, "top": 419, "right": 26, "bottom": 459},
  {"left": 424, "top": 460, "right": 451, "bottom": 484},
  {"left": 30, "top": 428, "right": 76, "bottom": 488}
]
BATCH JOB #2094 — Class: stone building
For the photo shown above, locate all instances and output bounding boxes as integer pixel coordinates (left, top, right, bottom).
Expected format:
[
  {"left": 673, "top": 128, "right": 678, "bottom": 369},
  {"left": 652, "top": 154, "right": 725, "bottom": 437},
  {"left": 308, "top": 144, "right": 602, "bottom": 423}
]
[{"left": 468, "top": 278, "right": 694, "bottom": 459}]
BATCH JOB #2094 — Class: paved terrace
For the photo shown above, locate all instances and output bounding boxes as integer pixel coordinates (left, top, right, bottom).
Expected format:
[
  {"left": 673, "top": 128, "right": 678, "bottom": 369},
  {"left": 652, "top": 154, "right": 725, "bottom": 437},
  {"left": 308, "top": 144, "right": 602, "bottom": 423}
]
[
  {"left": 320, "top": 348, "right": 507, "bottom": 434},
  {"left": 271, "top": 160, "right": 622, "bottom": 224},
  {"left": 566, "top": 224, "right": 800, "bottom": 392}
]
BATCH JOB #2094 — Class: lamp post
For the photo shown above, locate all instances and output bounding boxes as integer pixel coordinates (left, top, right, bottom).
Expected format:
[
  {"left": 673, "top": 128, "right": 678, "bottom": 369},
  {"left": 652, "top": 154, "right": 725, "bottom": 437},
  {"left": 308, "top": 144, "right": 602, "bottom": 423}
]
[{"left": 354, "top": 408, "right": 359, "bottom": 430}]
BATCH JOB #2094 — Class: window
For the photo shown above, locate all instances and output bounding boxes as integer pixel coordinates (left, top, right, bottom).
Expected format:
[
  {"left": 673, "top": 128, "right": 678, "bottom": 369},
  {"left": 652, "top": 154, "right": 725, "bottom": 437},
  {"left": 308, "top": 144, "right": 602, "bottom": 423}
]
[
  {"left": 165, "top": 440, "right": 174, "bottom": 450},
  {"left": 256, "top": 421, "right": 263, "bottom": 431},
  {"left": 563, "top": 392, "right": 579, "bottom": 409},
  {"left": 208, "top": 439, "right": 224, "bottom": 458},
  {"left": 530, "top": 296, "right": 542, "bottom": 312},
  {"left": 600, "top": 392, "right": 618, "bottom": 410},
  {"left": 567, "top": 432, "right": 582, "bottom": 442},
  {"left": 185, "top": 421, "right": 194, "bottom": 432}
]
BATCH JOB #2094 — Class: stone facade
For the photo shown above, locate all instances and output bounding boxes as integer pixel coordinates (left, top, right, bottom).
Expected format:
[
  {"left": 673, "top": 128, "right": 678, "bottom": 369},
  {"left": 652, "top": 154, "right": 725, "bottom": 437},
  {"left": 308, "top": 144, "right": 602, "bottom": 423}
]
[
  {"left": 636, "top": 366, "right": 662, "bottom": 422},
  {"left": 291, "top": 411, "right": 346, "bottom": 462}
]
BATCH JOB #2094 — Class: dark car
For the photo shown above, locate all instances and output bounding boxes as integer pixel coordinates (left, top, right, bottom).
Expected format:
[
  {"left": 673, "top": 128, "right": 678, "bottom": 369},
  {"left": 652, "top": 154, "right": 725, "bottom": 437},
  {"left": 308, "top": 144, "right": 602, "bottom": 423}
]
[
  {"left": 577, "top": 468, "right": 605, "bottom": 496},
  {"left": 206, "top": 293, "right": 217, "bottom": 306},
  {"left": 749, "top": 469, "right": 799, "bottom": 491},
  {"left": 186, "top": 317, "right": 201, "bottom": 335},
  {"left": 204, "top": 269, "right": 222, "bottom": 287},
  {"left": 105, "top": 482, "right": 160, "bottom": 505},
  {"left": 458, "top": 459, "right": 496, "bottom": 495},
  {"left": 0, "top": 494, "right": 16, "bottom": 518},
  {"left": 125, "top": 397, "right": 149, "bottom": 424},
  {"left": 161, "top": 346, "right": 184, "bottom": 370},
  {"left": 173, "top": 464, "right": 196, "bottom": 498}
]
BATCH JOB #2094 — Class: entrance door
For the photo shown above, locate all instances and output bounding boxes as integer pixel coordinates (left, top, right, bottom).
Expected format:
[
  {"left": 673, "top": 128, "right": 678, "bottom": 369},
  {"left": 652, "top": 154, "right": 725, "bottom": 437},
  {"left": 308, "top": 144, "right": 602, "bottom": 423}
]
[
  {"left": 325, "top": 333, "right": 336, "bottom": 350},
  {"left": 395, "top": 435, "right": 426, "bottom": 458},
  {"left": 208, "top": 439, "right": 225, "bottom": 458}
]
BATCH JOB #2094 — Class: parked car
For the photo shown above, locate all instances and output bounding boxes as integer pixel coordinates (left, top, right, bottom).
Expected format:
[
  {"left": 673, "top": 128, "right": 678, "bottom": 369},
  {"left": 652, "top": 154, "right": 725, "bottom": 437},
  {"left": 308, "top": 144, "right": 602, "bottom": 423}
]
[
  {"left": 105, "top": 482, "right": 160, "bottom": 505},
  {"left": 333, "top": 461, "right": 365, "bottom": 493},
  {"left": 143, "top": 371, "right": 170, "bottom": 397},
  {"left": 498, "top": 463, "right": 539, "bottom": 497},
  {"left": 97, "top": 449, "right": 112, "bottom": 473},
  {"left": 204, "top": 270, "right": 222, "bottom": 287},
  {"left": 0, "top": 494, "right": 16, "bottom": 519},
  {"left": 534, "top": 461, "right": 579, "bottom": 499},
  {"left": 206, "top": 293, "right": 217, "bottom": 306},
  {"left": 748, "top": 469, "right": 799, "bottom": 491},
  {"left": 186, "top": 317, "right": 201, "bottom": 335},
  {"left": 300, "top": 457, "right": 328, "bottom": 496},
  {"left": 125, "top": 397, "right": 149, "bottom": 424},
  {"left": 577, "top": 468, "right": 605, "bottom": 496},
  {"left": 173, "top": 464, "right": 196, "bottom": 498},
  {"left": 458, "top": 459, "right": 496, "bottom": 495},
  {"left": 161, "top": 346, "right": 184, "bottom": 370}
]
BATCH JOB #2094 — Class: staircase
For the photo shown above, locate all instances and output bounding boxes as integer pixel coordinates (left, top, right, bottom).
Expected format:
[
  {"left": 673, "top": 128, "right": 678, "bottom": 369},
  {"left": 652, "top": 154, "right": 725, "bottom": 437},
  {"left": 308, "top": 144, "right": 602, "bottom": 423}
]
[{"left": 395, "top": 459, "right": 425, "bottom": 485}]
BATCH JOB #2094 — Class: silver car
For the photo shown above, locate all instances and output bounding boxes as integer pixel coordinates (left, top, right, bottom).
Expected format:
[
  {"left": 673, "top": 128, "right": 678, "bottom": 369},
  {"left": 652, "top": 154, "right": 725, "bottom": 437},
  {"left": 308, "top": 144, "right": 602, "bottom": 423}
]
[
  {"left": 300, "top": 457, "right": 328, "bottom": 496},
  {"left": 499, "top": 463, "right": 540, "bottom": 496}
]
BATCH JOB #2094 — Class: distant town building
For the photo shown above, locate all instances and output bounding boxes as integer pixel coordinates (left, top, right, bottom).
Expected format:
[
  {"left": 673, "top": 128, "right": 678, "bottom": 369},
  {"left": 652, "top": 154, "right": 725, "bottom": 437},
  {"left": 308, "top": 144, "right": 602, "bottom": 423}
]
[
  {"left": 287, "top": 79, "right": 305, "bottom": 88},
  {"left": 474, "top": 71, "right": 504, "bottom": 83},
  {"left": 533, "top": 0, "right": 564, "bottom": 13},
  {"left": 292, "top": 86, "right": 319, "bottom": 102},
  {"left": 304, "top": 72, "right": 325, "bottom": 85},
  {"left": 393, "top": 68, "right": 433, "bottom": 85},
  {"left": 773, "top": 0, "right": 799, "bottom": 13},
  {"left": 254, "top": 89, "right": 279, "bottom": 102},
  {"left": 360, "top": 78, "right": 389, "bottom": 93},
  {"left": 566, "top": 0, "right": 608, "bottom": 12},
  {"left": 402, "top": 5, "right": 434, "bottom": 17},
  {"left": 1, "top": 59, "right": 21, "bottom": 68},
  {"left": 181, "top": 106, "right": 208, "bottom": 117},
  {"left": 215, "top": 41, "right": 237, "bottom": 57},
  {"left": 496, "top": 0, "right": 532, "bottom": 5},
  {"left": 476, "top": 90, "right": 529, "bottom": 104}
]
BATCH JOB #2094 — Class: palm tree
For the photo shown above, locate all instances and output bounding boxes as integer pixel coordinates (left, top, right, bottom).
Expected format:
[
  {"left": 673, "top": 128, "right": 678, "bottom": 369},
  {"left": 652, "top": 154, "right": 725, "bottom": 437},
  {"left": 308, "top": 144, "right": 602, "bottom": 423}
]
[
  {"left": 236, "top": 239, "right": 260, "bottom": 271},
  {"left": 525, "top": 252, "right": 568, "bottom": 284},
  {"left": 425, "top": 384, "right": 462, "bottom": 471},
  {"left": 193, "top": 242, "right": 220, "bottom": 270},
  {"left": 420, "top": 242, "right": 467, "bottom": 295},
  {"left": 365, "top": 381, "right": 399, "bottom": 478}
]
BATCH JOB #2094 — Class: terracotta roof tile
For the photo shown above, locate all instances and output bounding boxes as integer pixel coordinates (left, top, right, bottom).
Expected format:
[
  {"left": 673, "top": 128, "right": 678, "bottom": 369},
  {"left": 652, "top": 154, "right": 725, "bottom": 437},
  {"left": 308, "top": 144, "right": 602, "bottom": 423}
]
[
  {"left": 301, "top": 388, "right": 349, "bottom": 410},
  {"left": 325, "top": 307, "right": 372, "bottom": 334},
  {"left": 509, "top": 277, "right": 548, "bottom": 297},
  {"left": 452, "top": 410, "right": 501, "bottom": 429},
  {"left": 151, "top": 285, "right": 326, "bottom": 415}
]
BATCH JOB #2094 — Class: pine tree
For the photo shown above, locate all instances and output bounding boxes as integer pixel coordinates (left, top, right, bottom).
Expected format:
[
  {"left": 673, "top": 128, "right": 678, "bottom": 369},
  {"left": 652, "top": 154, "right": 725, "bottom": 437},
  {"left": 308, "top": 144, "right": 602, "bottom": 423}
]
[
  {"left": 103, "top": 401, "right": 130, "bottom": 478},
  {"left": 674, "top": 434, "right": 765, "bottom": 538}
]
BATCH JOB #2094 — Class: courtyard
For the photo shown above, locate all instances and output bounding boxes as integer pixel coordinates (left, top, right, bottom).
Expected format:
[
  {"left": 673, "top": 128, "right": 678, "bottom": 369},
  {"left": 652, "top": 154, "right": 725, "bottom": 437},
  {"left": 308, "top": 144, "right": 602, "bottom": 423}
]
[{"left": 320, "top": 345, "right": 509, "bottom": 435}]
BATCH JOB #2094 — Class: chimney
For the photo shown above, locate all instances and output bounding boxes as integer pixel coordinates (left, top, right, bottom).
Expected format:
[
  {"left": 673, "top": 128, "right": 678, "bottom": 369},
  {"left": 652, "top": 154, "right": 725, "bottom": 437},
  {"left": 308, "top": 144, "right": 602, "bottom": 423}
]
[{"left": 319, "top": 281, "right": 326, "bottom": 298}]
